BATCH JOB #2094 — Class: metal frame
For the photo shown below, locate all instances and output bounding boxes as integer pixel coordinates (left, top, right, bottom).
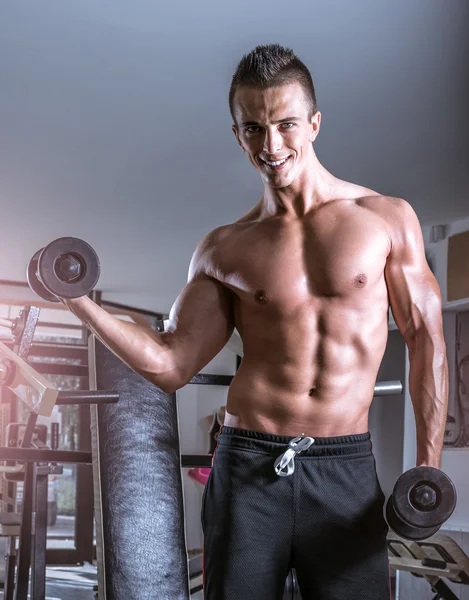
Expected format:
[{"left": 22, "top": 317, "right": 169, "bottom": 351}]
[
  {"left": 14, "top": 463, "right": 34, "bottom": 600},
  {"left": 181, "top": 455, "right": 212, "bottom": 468},
  {"left": 0, "top": 448, "right": 92, "bottom": 463},
  {"left": 7, "top": 341, "right": 86, "bottom": 360},
  {"left": 100, "top": 298, "right": 164, "bottom": 321},
  {"left": 1, "top": 447, "right": 211, "bottom": 469},
  {"left": 30, "top": 465, "right": 49, "bottom": 598}
]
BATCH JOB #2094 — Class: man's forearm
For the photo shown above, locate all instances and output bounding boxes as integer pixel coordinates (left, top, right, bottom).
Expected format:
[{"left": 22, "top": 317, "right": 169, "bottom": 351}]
[
  {"left": 64, "top": 296, "right": 179, "bottom": 391},
  {"left": 408, "top": 332, "right": 448, "bottom": 468}
]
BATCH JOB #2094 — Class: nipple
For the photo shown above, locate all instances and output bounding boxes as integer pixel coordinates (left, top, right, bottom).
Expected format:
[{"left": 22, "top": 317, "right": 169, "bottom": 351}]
[
  {"left": 255, "top": 290, "right": 268, "bottom": 304},
  {"left": 354, "top": 273, "right": 368, "bottom": 288}
]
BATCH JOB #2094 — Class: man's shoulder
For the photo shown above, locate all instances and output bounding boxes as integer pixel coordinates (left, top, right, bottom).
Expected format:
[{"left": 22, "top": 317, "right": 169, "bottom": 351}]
[
  {"left": 198, "top": 221, "right": 246, "bottom": 250},
  {"left": 336, "top": 181, "right": 409, "bottom": 215},
  {"left": 357, "top": 196, "right": 422, "bottom": 259},
  {"left": 189, "top": 222, "right": 244, "bottom": 280},
  {"left": 357, "top": 194, "right": 416, "bottom": 224}
]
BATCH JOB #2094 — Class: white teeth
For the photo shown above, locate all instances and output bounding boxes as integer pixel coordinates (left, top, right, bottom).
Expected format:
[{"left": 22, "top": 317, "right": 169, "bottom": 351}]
[{"left": 264, "top": 157, "right": 288, "bottom": 167}]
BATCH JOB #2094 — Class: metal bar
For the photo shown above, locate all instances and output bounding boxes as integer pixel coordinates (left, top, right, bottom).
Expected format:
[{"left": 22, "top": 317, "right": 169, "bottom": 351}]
[
  {"left": 190, "top": 578, "right": 203, "bottom": 596},
  {"left": 0, "top": 317, "right": 13, "bottom": 329},
  {"left": 388, "top": 556, "right": 456, "bottom": 578},
  {"left": 4, "top": 537, "right": 16, "bottom": 600},
  {"left": 75, "top": 403, "right": 94, "bottom": 563},
  {"left": 36, "top": 321, "right": 83, "bottom": 330},
  {"left": 187, "top": 375, "right": 402, "bottom": 395},
  {"left": 14, "top": 463, "right": 34, "bottom": 600},
  {"left": 46, "top": 548, "right": 84, "bottom": 565},
  {"left": 374, "top": 380, "right": 403, "bottom": 396},
  {"left": 0, "top": 448, "right": 92, "bottom": 464},
  {"left": 432, "top": 579, "right": 460, "bottom": 600},
  {"left": 32, "top": 361, "right": 89, "bottom": 377},
  {"left": 90, "top": 290, "right": 102, "bottom": 307},
  {"left": 0, "top": 280, "right": 29, "bottom": 288},
  {"left": 4, "top": 341, "right": 88, "bottom": 360},
  {"left": 181, "top": 454, "right": 213, "bottom": 469},
  {"left": 10, "top": 308, "right": 40, "bottom": 465},
  {"left": 189, "top": 374, "right": 234, "bottom": 386},
  {"left": 30, "top": 466, "right": 48, "bottom": 600},
  {"left": 20, "top": 413, "right": 38, "bottom": 450},
  {"left": 100, "top": 299, "right": 164, "bottom": 319},
  {"left": 3, "top": 387, "right": 17, "bottom": 515},
  {"left": 56, "top": 390, "right": 119, "bottom": 404}
]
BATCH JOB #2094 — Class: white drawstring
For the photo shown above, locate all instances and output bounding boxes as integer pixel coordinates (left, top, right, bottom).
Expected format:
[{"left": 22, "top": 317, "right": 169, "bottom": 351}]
[{"left": 274, "top": 434, "right": 315, "bottom": 477}]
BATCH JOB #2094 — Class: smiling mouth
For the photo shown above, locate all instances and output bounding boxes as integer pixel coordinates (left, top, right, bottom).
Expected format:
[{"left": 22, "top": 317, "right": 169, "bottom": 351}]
[{"left": 260, "top": 156, "right": 291, "bottom": 170}]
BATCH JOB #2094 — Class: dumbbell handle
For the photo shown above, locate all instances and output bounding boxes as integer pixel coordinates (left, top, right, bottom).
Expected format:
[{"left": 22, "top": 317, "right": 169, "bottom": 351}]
[{"left": 411, "top": 484, "right": 437, "bottom": 510}]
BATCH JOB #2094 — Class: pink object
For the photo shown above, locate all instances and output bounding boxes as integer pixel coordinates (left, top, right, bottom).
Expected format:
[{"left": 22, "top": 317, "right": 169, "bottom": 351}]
[{"left": 188, "top": 467, "right": 211, "bottom": 486}]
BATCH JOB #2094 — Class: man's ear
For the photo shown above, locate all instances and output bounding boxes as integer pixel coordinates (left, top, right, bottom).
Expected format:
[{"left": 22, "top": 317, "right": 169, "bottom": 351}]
[
  {"left": 232, "top": 125, "right": 246, "bottom": 152},
  {"left": 310, "top": 111, "right": 321, "bottom": 143}
]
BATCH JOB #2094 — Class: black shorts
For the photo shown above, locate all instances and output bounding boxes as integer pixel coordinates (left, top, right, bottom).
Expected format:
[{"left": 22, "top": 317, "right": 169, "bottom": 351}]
[{"left": 202, "top": 427, "right": 390, "bottom": 600}]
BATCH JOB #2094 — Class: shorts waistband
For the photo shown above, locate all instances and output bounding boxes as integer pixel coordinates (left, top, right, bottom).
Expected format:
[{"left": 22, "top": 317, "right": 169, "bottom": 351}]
[{"left": 218, "top": 426, "right": 372, "bottom": 457}]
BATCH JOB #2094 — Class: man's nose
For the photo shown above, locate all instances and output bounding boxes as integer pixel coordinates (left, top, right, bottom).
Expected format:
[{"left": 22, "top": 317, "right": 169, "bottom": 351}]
[{"left": 263, "top": 127, "right": 282, "bottom": 155}]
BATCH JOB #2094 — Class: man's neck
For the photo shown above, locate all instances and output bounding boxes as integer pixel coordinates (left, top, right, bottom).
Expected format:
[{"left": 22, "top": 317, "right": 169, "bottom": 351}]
[{"left": 261, "top": 154, "right": 339, "bottom": 219}]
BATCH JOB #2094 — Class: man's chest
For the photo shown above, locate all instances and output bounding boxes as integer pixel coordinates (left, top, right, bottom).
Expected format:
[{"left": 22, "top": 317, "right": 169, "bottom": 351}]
[{"left": 211, "top": 212, "right": 391, "bottom": 306}]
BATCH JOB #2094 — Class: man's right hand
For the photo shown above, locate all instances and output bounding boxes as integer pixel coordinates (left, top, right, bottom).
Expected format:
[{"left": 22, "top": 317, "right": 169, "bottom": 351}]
[
  {"left": 62, "top": 229, "right": 234, "bottom": 393},
  {"left": 63, "top": 295, "right": 181, "bottom": 393}
]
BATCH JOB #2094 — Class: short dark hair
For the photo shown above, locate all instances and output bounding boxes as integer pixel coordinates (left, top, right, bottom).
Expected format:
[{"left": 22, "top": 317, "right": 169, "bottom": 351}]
[{"left": 229, "top": 44, "right": 317, "bottom": 124}]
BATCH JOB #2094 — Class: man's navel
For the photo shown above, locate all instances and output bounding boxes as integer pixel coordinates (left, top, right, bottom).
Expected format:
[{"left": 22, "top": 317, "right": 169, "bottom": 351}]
[{"left": 255, "top": 290, "right": 269, "bottom": 304}]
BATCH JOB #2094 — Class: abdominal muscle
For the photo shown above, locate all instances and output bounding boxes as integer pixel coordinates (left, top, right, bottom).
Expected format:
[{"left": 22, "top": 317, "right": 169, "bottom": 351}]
[{"left": 223, "top": 310, "right": 390, "bottom": 438}]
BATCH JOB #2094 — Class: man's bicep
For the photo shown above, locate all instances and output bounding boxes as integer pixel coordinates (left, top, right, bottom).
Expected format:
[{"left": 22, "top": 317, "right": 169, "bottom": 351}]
[
  {"left": 384, "top": 199, "right": 442, "bottom": 344},
  {"left": 163, "top": 273, "right": 234, "bottom": 385}
]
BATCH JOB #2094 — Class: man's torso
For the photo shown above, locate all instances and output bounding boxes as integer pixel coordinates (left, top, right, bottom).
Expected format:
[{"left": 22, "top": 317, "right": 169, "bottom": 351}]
[{"left": 203, "top": 186, "right": 396, "bottom": 437}]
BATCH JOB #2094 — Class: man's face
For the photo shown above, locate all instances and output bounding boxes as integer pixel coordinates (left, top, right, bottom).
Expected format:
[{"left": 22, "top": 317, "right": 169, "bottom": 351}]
[{"left": 232, "top": 82, "right": 321, "bottom": 188}]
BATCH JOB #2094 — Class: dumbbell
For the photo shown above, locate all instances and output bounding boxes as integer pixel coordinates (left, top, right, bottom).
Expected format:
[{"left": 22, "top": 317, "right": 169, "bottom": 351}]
[
  {"left": 27, "top": 237, "right": 100, "bottom": 302},
  {"left": 386, "top": 466, "right": 457, "bottom": 541}
]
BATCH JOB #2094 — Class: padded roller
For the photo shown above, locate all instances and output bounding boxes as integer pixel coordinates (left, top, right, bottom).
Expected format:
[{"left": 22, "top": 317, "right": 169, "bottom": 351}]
[{"left": 89, "top": 337, "right": 189, "bottom": 600}]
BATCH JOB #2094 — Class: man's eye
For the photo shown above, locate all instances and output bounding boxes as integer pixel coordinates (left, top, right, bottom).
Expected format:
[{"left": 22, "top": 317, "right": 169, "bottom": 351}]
[
  {"left": 281, "top": 123, "right": 294, "bottom": 129},
  {"left": 246, "top": 126, "right": 262, "bottom": 134}
]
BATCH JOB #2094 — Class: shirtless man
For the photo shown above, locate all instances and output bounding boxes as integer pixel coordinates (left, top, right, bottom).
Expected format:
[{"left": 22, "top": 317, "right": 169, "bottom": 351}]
[{"left": 64, "top": 45, "right": 448, "bottom": 599}]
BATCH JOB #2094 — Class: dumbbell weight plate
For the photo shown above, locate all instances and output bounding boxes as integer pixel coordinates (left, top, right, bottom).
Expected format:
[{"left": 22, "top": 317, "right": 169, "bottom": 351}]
[
  {"left": 37, "top": 237, "right": 100, "bottom": 299},
  {"left": 26, "top": 249, "right": 60, "bottom": 303},
  {"left": 386, "top": 496, "right": 440, "bottom": 541},
  {"left": 393, "top": 466, "right": 457, "bottom": 530}
]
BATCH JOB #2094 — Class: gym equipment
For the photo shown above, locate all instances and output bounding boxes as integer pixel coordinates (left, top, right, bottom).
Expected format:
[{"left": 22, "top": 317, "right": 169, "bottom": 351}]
[
  {"left": 386, "top": 467, "right": 457, "bottom": 540},
  {"left": 0, "top": 357, "right": 16, "bottom": 387},
  {"left": 388, "top": 532, "right": 469, "bottom": 599},
  {"left": 89, "top": 336, "right": 189, "bottom": 600},
  {"left": 374, "top": 379, "right": 403, "bottom": 396},
  {"left": 0, "top": 306, "right": 120, "bottom": 600},
  {"left": 27, "top": 237, "right": 100, "bottom": 301},
  {"left": 27, "top": 250, "right": 59, "bottom": 302},
  {"left": 0, "top": 339, "right": 58, "bottom": 416}
]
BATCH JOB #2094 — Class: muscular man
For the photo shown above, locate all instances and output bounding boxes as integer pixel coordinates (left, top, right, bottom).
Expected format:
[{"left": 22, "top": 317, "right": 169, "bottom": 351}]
[{"left": 64, "top": 45, "right": 448, "bottom": 599}]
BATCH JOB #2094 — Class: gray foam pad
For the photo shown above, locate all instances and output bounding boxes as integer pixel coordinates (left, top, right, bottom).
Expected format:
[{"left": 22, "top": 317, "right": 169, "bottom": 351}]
[{"left": 89, "top": 336, "right": 189, "bottom": 600}]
